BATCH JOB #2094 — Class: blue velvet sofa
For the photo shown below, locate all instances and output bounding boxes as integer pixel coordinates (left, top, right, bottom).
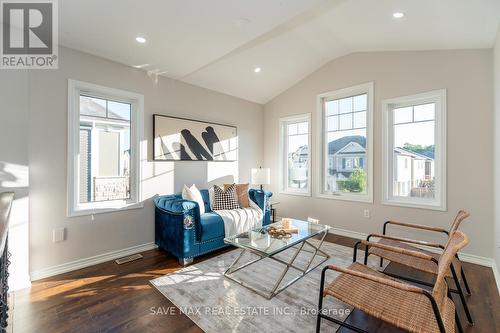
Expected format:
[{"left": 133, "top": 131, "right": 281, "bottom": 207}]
[{"left": 154, "top": 188, "right": 272, "bottom": 265}]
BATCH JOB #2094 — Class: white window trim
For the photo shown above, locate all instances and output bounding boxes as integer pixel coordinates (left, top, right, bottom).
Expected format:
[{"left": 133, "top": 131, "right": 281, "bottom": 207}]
[
  {"left": 279, "top": 113, "right": 312, "bottom": 196},
  {"left": 67, "top": 79, "right": 144, "bottom": 217},
  {"left": 315, "top": 82, "right": 374, "bottom": 203},
  {"left": 382, "top": 89, "right": 447, "bottom": 211}
]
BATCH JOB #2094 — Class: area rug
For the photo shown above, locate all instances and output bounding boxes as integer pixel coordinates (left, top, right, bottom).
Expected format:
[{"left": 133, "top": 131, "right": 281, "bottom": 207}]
[{"left": 151, "top": 241, "right": 383, "bottom": 333}]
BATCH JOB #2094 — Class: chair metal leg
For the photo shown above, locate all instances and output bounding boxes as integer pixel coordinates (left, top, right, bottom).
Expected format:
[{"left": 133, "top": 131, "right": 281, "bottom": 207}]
[
  {"left": 317, "top": 266, "right": 327, "bottom": 333},
  {"left": 423, "top": 291, "right": 447, "bottom": 333},
  {"left": 455, "top": 306, "right": 465, "bottom": 333},
  {"left": 353, "top": 241, "right": 362, "bottom": 263},
  {"left": 455, "top": 254, "right": 472, "bottom": 295},
  {"left": 450, "top": 263, "right": 474, "bottom": 325},
  {"left": 460, "top": 265, "right": 472, "bottom": 295},
  {"left": 448, "top": 290, "right": 464, "bottom": 333}
]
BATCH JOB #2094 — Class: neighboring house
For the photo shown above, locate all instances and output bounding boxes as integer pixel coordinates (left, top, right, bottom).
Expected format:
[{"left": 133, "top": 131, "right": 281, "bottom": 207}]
[
  {"left": 325, "top": 135, "right": 367, "bottom": 191},
  {"left": 288, "top": 136, "right": 367, "bottom": 191},
  {"left": 289, "top": 135, "right": 434, "bottom": 196},
  {"left": 287, "top": 145, "right": 309, "bottom": 188},
  {"left": 393, "top": 147, "right": 434, "bottom": 198},
  {"left": 328, "top": 137, "right": 367, "bottom": 178},
  {"left": 79, "top": 98, "right": 131, "bottom": 203}
]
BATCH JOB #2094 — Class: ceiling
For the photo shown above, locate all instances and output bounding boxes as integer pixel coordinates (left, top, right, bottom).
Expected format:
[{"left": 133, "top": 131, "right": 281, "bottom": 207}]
[{"left": 59, "top": 0, "right": 500, "bottom": 104}]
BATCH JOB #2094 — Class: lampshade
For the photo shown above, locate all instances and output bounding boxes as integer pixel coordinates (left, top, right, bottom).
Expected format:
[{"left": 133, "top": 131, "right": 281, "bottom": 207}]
[{"left": 251, "top": 167, "right": 270, "bottom": 185}]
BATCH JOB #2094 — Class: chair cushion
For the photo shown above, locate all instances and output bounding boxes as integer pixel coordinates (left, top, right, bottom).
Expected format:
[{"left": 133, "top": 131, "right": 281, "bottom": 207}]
[
  {"left": 368, "top": 238, "right": 459, "bottom": 277},
  {"left": 324, "top": 262, "right": 456, "bottom": 333},
  {"left": 199, "top": 212, "right": 225, "bottom": 241}
]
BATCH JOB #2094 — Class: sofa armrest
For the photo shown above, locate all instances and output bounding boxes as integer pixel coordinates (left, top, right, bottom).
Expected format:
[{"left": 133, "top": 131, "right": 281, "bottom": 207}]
[
  {"left": 154, "top": 195, "right": 201, "bottom": 259},
  {"left": 248, "top": 189, "right": 272, "bottom": 211},
  {"left": 154, "top": 195, "right": 197, "bottom": 215}
]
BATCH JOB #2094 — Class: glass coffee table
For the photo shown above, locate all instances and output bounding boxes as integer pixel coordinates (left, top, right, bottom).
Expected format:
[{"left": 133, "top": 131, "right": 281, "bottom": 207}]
[{"left": 223, "top": 219, "right": 330, "bottom": 299}]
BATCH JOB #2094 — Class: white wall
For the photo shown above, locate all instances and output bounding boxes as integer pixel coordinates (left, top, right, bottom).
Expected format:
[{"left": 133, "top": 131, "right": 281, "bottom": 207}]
[
  {"left": 264, "top": 50, "right": 494, "bottom": 258},
  {"left": 494, "top": 26, "right": 500, "bottom": 273},
  {"left": 2, "top": 47, "right": 264, "bottom": 275},
  {"left": 0, "top": 71, "right": 30, "bottom": 290}
]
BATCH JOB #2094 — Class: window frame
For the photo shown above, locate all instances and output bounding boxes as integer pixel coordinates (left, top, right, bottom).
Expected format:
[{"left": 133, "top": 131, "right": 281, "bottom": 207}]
[
  {"left": 382, "top": 89, "right": 447, "bottom": 211},
  {"left": 278, "top": 113, "right": 312, "bottom": 196},
  {"left": 67, "top": 79, "right": 144, "bottom": 217},
  {"left": 315, "top": 82, "right": 374, "bottom": 203}
]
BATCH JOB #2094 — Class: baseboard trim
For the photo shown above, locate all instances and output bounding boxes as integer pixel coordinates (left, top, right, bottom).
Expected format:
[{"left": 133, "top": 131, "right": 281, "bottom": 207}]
[
  {"left": 331, "top": 227, "right": 368, "bottom": 240},
  {"left": 331, "top": 226, "right": 500, "bottom": 292},
  {"left": 30, "top": 242, "right": 158, "bottom": 281}
]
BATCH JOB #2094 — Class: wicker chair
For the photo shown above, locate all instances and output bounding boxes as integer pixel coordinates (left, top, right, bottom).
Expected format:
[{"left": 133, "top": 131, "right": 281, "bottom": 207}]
[
  {"left": 355, "top": 210, "right": 473, "bottom": 325},
  {"left": 317, "top": 230, "right": 469, "bottom": 333}
]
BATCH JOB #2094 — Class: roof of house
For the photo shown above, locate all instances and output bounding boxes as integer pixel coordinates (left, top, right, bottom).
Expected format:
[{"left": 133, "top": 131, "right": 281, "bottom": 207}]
[
  {"left": 293, "top": 136, "right": 434, "bottom": 161},
  {"left": 394, "top": 147, "right": 433, "bottom": 160},
  {"left": 335, "top": 141, "right": 365, "bottom": 155},
  {"left": 292, "top": 135, "right": 367, "bottom": 157},
  {"left": 328, "top": 136, "right": 366, "bottom": 155}
]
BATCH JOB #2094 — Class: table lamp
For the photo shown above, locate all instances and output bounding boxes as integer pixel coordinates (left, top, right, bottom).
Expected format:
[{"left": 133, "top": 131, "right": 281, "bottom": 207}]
[{"left": 251, "top": 167, "right": 270, "bottom": 191}]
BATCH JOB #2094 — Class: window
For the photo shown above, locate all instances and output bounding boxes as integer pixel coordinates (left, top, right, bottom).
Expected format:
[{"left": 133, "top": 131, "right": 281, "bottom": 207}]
[
  {"left": 68, "top": 80, "right": 144, "bottom": 216},
  {"left": 382, "top": 89, "right": 446, "bottom": 210},
  {"left": 279, "top": 114, "right": 311, "bottom": 195},
  {"left": 316, "top": 82, "right": 373, "bottom": 202}
]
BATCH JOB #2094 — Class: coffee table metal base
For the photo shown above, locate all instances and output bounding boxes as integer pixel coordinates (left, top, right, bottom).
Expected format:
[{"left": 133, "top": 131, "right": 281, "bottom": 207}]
[{"left": 223, "top": 231, "right": 329, "bottom": 300}]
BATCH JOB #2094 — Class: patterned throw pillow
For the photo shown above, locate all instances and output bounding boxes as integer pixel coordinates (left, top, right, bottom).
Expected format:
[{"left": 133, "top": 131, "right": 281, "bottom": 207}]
[
  {"left": 224, "top": 183, "right": 250, "bottom": 208},
  {"left": 212, "top": 184, "right": 240, "bottom": 210}
]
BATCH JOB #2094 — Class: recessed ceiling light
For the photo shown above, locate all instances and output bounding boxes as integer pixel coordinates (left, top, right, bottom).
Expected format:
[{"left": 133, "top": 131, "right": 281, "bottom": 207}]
[
  {"left": 254, "top": 67, "right": 262, "bottom": 73},
  {"left": 135, "top": 36, "right": 147, "bottom": 44},
  {"left": 393, "top": 12, "right": 405, "bottom": 19}
]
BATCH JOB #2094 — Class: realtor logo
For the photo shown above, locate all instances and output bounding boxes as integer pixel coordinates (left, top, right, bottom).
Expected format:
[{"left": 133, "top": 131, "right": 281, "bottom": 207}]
[{"left": 1, "top": 0, "right": 58, "bottom": 69}]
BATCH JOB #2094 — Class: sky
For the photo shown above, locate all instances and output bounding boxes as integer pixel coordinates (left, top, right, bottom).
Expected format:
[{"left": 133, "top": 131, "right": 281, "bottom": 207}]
[{"left": 394, "top": 120, "right": 435, "bottom": 147}]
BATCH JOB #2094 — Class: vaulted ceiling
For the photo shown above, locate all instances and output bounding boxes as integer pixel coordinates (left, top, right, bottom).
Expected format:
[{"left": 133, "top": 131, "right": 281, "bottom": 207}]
[{"left": 59, "top": 0, "right": 500, "bottom": 104}]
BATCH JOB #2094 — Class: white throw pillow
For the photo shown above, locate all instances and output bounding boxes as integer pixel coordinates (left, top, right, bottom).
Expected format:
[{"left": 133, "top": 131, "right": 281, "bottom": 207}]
[
  {"left": 208, "top": 186, "right": 215, "bottom": 210},
  {"left": 182, "top": 184, "right": 205, "bottom": 215},
  {"left": 189, "top": 184, "right": 205, "bottom": 215}
]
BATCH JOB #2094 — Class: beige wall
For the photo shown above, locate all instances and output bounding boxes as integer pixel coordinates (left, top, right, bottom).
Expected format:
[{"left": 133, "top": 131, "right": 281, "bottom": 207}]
[
  {"left": 1, "top": 46, "right": 496, "bottom": 277},
  {"left": 264, "top": 50, "right": 494, "bottom": 258},
  {"left": 494, "top": 26, "right": 500, "bottom": 270},
  {"left": 20, "top": 47, "right": 264, "bottom": 274}
]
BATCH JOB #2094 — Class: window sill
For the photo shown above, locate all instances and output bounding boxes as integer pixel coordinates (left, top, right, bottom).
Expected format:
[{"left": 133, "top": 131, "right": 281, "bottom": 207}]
[
  {"left": 382, "top": 199, "right": 446, "bottom": 211},
  {"left": 316, "top": 192, "right": 373, "bottom": 203},
  {"left": 68, "top": 202, "right": 144, "bottom": 218},
  {"left": 279, "top": 190, "right": 311, "bottom": 197}
]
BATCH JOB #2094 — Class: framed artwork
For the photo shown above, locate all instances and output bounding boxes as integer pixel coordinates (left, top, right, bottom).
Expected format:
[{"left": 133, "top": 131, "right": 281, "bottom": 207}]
[{"left": 153, "top": 114, "right": 238, "bottom": 161}]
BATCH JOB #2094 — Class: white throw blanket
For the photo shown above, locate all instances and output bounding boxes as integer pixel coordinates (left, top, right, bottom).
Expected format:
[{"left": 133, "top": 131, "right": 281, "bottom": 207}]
[{"left": 214, "top": 200, "right": 263, "bottom": 237}]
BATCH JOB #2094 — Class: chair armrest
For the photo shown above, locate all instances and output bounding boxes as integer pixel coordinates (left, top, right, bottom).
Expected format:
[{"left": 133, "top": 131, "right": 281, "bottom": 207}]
[
  {"left": 325, "top": 264, "right": 424, "bottom": 294},
  {"left": 361, "top": 240, "right": 437, "bottom": 263},
  {"left": 367, "top": 234, "right": 444, "bottom": 249},
  {"left": 384, "top": 220, "right": 448, "bottom": 235}
]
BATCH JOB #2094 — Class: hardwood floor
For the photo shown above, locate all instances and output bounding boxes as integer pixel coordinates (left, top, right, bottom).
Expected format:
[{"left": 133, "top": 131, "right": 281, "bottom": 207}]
[{"left": 10, "top": 235, "right": 500, "bottom": 333}]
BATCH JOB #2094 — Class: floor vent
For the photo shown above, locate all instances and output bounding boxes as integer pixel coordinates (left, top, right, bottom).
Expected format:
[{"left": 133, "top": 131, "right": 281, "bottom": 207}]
[{"left": 115, "top": 253, "right": 143, "bottom": 265}]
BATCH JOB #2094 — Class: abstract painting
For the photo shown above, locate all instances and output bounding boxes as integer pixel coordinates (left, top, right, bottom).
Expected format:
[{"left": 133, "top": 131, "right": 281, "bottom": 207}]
[{"left": 153, "top": 115, "right": 238, "bottom": 161}]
